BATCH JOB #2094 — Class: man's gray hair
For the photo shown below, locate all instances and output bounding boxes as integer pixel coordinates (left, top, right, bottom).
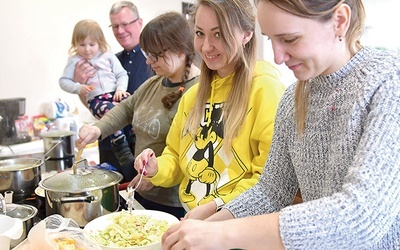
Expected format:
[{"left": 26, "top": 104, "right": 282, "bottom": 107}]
[{"left": 110, "top": 1, "right": 139, "bottom": 17}]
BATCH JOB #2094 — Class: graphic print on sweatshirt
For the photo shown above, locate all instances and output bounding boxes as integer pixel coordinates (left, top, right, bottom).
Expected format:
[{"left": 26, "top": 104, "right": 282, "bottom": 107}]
[
  {"left": 133, "top": 106, "right": 163, "bottom": 139},
  {"left": 181, "top": 102, "right": 247, "bottom": 208}
]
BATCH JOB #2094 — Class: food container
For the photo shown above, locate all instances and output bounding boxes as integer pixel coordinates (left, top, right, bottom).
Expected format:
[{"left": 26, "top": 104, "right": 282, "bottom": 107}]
[
  {"left": 41, "top": 130, "right": 75, "bottom": 159},
  {"left": 4, "top": 203, "right": 38, "bottom": 248},
  {"left": 0, "top": 158, "right": 43, "bottom": 202},
  {"left": 0, "top": 214, "right": 23, "bottom": 250},
  {"left": 84, "top": 210, "right": 179, "bottom": 250},
  {"left": 39, "top": 167, "right": 123, "bottom": 227}
]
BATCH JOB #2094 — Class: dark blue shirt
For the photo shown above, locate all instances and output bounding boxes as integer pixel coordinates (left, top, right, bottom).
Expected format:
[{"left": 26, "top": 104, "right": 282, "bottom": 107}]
[
  {"left": 116, "top": 44, "right": 153, "bottom": 94},
  {"left": 99, "top": 44, "right": 152, "bottom": 151}
]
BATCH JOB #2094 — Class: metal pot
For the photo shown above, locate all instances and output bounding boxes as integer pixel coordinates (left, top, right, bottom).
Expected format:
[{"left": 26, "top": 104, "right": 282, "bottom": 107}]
[
  {"left": 41, "top": 130, "right": 75, "bottom": 159},
  {"left": 0, "top": 158, "right": 43, "bottom": 202},
  {"left": 39, "top": 167, "right": 123, "bottom": 227},
  {"left": 4, "top": 203, "right": 38, "bottom": 248}
]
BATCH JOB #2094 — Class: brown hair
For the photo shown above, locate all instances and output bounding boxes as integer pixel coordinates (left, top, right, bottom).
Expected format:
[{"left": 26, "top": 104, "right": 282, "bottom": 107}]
[
  {"left": 256, "top": 0, "right": 365, "bottom": 134},
  {"left": 139, "top": 12, "right": 196, "bottom": 110},
  {"left": 185, "top": 0, "right": 257, "bottom": 149},
  {"left": 68, "top": 19, "right": 109, "bottom": 56}
]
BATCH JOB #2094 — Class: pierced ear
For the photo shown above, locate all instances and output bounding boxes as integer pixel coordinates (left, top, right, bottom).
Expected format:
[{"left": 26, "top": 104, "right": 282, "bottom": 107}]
[
  {"left": 242, "top": 30, "right": 254, "bottom": 46},
  {"left": 334, "top": 3, "right": 351, "bottom": 37}
]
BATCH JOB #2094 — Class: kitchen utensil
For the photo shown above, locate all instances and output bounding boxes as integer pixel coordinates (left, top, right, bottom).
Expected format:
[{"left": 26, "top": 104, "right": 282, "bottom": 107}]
[
  {"left": 4, "top": 190, "right": 13, "bottom": 204},
  {"left": 26, "top": 139, "right": 61, "bottom": 170},
  {"left": 72, "top": 147, "right": 84, "bottom": 175},
  {"left": 84, "top": 210, "right": 179, "bottom": 250},
  {"left": 39, "top": 167, "right": 123, "bottom": 227},
  {"left": 0, "top": 214, "right": 23, "bottom": 250},
  {"left": 41, "top": 130, "right": 75, "bottom": 159},
  {"left": 0, "top": 158, "right": 44, "bottom": 202},
  {"left": 126, "top": 164, "right": 146, "bottom": 214}
]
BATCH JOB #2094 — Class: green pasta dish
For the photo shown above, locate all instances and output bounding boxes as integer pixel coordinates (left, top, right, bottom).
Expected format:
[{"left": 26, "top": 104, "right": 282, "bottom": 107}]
[{"left": 90, "top": 211, "right": 172, "bottom": 247}]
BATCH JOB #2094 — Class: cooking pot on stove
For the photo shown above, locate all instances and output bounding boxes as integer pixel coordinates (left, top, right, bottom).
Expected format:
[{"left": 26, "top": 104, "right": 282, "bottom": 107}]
[
  {"left": 39, "top": 167, "right": 123, "bottom": 227},
  {"left": 0, "top": 158, "right": 43, "bottom": 202},
  {"left": 41, "top": 130, "right": 75, "bottom": 159}
]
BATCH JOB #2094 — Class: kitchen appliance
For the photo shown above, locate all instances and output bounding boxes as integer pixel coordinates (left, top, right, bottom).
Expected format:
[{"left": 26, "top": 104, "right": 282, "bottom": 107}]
[
  {"left": 41, "top": 130, "right": 75, "bottom": 172},
  {"left": 0, "top": 98, "right": 27, "bottom": 145}
]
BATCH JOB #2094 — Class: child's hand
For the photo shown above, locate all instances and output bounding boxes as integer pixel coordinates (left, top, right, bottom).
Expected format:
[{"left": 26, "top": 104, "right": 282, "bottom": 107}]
[
  {"left": 113, "top": 90, "right": 130, "bottom": 102},
  {"left": 80, "top": 85, "right": 94, "bottom": 96}
]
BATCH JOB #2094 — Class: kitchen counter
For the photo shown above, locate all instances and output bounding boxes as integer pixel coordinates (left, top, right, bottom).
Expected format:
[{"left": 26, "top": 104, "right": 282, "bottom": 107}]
[
  {"left": 0, "top": 139, "right": 100, "bottom": 165},
  {"left": 0, "top": 139, "right": 43, "bottom": 158}
]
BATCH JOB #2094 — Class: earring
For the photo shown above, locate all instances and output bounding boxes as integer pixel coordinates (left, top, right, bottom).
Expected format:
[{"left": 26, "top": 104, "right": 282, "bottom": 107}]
[{"left": 339, "top": 36, "right": 343, "bottom": 42}]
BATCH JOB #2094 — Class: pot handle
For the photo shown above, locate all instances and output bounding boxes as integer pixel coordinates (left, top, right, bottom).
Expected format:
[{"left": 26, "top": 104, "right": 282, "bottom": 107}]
[
  {"left": 60, "top": 195, "right": 96, "bottom": 203},
  {"left": 43, "top": 140, "right": 63, "bottom": 159}
]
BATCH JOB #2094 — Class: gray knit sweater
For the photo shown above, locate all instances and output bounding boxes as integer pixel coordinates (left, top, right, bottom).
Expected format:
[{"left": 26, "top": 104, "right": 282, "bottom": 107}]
[{"left": 226, "top": 47, "right": 400, "bottom": 249}]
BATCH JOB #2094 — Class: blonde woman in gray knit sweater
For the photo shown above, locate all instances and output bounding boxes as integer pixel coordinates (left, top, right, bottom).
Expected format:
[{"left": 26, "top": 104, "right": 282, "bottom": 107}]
[{"left": 161, "top": 0, "right": 400, "bottom": 249}]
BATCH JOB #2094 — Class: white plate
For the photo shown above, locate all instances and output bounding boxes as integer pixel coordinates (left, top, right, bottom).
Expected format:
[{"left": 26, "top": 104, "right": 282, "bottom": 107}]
[{"left": 84, "top": 210, "right": 179, "bottom": 250}]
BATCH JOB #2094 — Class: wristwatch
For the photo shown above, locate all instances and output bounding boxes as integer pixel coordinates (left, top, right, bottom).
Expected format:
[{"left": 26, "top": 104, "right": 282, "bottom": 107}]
[{"left": 214, "top": 198, "right": 225, "bottom": 212}]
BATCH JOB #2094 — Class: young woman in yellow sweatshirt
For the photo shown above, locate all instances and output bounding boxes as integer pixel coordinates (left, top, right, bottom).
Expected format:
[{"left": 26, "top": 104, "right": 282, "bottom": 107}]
[{"left": 133, "top": 0, "right": 285, "bottom": 220}]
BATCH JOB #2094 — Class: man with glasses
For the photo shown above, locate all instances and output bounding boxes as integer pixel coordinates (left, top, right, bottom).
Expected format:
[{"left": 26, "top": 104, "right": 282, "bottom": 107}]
[{"left": 74, "top": 1, "right": 152, "bottom": 182}]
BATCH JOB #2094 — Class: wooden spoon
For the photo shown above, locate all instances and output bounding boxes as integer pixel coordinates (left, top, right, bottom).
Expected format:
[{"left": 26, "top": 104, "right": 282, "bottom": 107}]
[{"left": 73, "top": 148, "right": 84, "bottom": 174}]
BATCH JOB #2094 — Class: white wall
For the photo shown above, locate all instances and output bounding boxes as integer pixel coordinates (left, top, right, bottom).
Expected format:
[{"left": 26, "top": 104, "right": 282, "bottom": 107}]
[
  {"left": 0, "top": 0, "right": 398, "bottom": 122},
  {"left": 261, "top": 0, "right": 400, "bottom": 87},
  {"left": 0, "top": 0, "right": 194, "bottom": 123}
]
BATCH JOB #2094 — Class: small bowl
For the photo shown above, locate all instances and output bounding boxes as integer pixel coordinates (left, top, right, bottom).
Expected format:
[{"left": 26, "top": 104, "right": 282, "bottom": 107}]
[{"left": 84, "top": 210, "right": 179, "bottom": 250}]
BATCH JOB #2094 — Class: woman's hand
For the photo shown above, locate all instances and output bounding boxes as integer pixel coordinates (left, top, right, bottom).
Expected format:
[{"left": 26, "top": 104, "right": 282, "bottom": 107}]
[
  {"left": 77, "top": 124, "right": 101, "bottom": 149},
  {"left": 162, "top": 212, "right": 284, "bottom": 250},
  {"left": 162, "top": 219, "right": 228, "bottom": 250},
  {"left": 134, "top": 148, "right": 158, "bottom": 177},
  {"left": 184, "top": 201, "right": 217, "bottom": 220},
  {"left": 128, "top": 174, "right": 155, "bottom": 192}
]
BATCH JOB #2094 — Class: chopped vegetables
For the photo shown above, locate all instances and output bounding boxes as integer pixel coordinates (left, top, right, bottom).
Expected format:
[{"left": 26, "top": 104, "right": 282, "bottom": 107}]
[{"left": 90, "top": 211, "right": 171, "bottom": 247}]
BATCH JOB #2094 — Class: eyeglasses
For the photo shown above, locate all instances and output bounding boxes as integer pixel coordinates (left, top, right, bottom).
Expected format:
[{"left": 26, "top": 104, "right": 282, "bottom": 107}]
[
  {"left": 141, "top": 48, "right": 169, "bottom": 63},
  {"left": 109, "top": 17, "right": 139, "bottom": 30}
]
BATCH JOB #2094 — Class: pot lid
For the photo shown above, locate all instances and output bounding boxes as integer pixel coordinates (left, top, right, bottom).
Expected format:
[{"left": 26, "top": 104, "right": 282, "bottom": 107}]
[
  {"left": 41, "top": 130, "right": 75, "bottom": 138},
  {"left": 5, "top": 204, "right": 37, "bottom": 221},
  {"left": 39, "top": 167, "right": 123, "bottom": 192}
]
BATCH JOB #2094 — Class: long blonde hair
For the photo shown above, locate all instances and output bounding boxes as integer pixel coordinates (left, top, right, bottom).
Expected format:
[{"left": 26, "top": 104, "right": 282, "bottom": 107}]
[
  {"left": 185, "top": 0, "right": 257, "bottom": 149},
  {"left": 68, "top": 19, "right": 109, "bottom": 56},
  {"left": 256, "top": 0, "right": 365, "bottom": 134}
]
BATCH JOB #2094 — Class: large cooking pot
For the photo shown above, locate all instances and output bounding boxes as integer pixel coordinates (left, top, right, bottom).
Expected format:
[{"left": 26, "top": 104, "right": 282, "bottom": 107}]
[
  {"left": 39, "top": 167, "right": 123, "bottom": 227},
  {"left": 0, "top": 158, "right": 43, "bottom": 202},
  {"left": 41, "top": 130, "right": 75, "bottom": 159}
]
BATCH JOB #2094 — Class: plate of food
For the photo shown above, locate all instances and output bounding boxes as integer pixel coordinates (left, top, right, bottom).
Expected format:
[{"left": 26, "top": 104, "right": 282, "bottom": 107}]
[{"left": 84, "top": 210, "right": 179, "bottom": 250}]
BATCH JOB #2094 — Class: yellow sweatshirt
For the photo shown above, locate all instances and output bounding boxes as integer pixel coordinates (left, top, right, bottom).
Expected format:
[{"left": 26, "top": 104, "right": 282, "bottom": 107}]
[{"left": 150, "top": 60, "right": 286, "bottom": 210}]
